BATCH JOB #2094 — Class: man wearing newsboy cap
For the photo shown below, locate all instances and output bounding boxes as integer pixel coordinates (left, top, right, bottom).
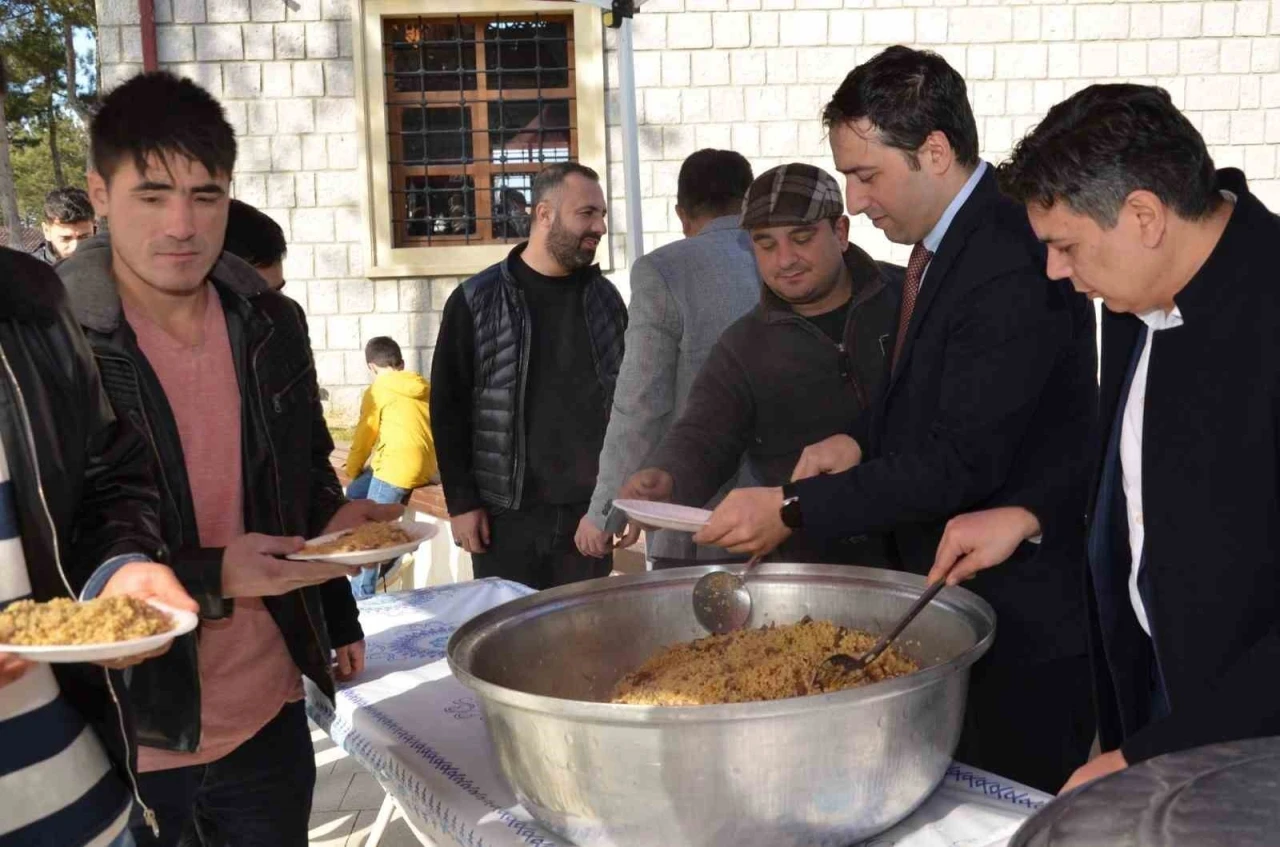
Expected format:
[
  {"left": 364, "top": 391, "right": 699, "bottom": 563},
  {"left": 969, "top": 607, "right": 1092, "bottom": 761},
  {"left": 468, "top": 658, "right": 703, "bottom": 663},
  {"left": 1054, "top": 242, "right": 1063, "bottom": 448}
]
[{"left": 618, "top": 163, "right": 900, "bottom": 564}]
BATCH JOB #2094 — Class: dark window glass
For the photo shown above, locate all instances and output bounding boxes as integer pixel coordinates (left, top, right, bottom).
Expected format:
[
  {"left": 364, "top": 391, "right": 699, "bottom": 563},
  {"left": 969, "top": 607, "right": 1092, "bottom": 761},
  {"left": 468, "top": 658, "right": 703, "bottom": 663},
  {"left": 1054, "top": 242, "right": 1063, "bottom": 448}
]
[
  {"left": 387, "top": 20, "right": 478, "bottom": 93},
  {"left": 484, "top": 20, "right": 570, "bottom": 90},
  {"left": 487, "top": 99, "right": 571, "bottom": 165},
  {"left": 403, "top": 175, "right": 476, "bottom": 237},
  {"left": 395, "top": 105, "right": 473, "bottom": 165},
  {"left": 492, "top": 175, "right": 533, "bottom": 239}
]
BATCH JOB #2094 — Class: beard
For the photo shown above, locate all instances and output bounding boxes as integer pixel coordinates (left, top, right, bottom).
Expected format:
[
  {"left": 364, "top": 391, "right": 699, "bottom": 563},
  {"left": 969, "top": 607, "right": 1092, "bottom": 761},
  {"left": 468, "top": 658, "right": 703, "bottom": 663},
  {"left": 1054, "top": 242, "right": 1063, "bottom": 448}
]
[{"left": 546, "top": 215, "right": 599, "bottom": 271}]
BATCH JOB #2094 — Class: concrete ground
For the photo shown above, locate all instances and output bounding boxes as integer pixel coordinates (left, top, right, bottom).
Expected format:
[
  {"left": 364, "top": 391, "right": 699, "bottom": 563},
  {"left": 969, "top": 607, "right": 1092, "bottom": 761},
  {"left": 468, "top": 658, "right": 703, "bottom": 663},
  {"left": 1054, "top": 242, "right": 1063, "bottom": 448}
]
[{"left": 308, "top": 723, "right": 422, "bottom": 847}]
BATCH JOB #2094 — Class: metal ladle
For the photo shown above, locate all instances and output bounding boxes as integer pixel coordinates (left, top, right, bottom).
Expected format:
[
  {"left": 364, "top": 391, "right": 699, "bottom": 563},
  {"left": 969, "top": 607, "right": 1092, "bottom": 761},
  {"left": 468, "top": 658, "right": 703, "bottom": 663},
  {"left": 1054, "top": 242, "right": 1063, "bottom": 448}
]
[
  {"left": 692, "top": 555, "right": 764, "bottom": 634},
  {"left": 812, "top": 580, "right": 946, "bottom": 690}
]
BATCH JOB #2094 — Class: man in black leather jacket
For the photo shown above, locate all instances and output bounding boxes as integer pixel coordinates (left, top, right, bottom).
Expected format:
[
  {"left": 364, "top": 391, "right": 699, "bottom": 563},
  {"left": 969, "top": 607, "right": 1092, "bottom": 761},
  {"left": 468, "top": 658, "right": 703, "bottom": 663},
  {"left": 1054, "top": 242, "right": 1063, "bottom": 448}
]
[
  {"left": 0, "top": 246, "right": 197, "bottom": 846},
  {"left": 59, "top": 71, "right": 395, "bottom": 846}
]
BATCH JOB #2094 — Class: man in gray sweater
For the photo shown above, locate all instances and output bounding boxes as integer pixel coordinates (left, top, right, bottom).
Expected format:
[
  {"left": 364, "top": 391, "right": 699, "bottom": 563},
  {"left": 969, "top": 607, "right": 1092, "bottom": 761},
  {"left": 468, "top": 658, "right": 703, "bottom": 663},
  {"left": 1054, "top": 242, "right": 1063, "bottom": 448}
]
[{"left": 575, "top": 150, "right": 758, "bottom": 566}]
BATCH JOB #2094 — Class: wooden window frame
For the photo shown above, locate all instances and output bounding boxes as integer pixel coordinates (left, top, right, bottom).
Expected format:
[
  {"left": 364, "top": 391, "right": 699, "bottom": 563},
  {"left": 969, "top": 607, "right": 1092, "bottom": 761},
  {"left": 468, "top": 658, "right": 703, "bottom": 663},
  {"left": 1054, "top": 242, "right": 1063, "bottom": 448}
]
[
  {"left": 383, "top": 15, "right": 577, "bottom": 247},
  {"left": 355, "top": 0, "right": 606, "bottom": 278}
]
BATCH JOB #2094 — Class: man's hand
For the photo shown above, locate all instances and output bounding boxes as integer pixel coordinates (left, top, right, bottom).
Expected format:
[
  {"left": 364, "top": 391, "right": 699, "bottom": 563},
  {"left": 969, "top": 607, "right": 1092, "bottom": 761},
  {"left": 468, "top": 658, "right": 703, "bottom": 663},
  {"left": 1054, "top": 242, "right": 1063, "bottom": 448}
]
[
  {"left": 574, "top": 515, "right": 613, "bottom": 558},
  {"left": 928, "top": 507, "right": 1041, "bottom": 587},
  {"left": 616, "top": 469, "right": 674, "bottom": 538},
  {"left": 618, "top": 468, "right": 674, "bottom": 503},
  {"left": 0, "top": 653, "right": 31, "bottom": 689},
  {"left": 222, "top": 533, "right": 360, "bottom": 598},
  {"left": 616, "top": 521, "right": 642, "bottom": 551},
  {"left": 693, "top": 487, "right": 791, "bottom": 558},
  {"left": 451, "top": 508, "right": 490, "bottom": 554},
  {"left": 334, "top": 639, "right": 366, "bottom": 682},
  {"left": 101, "top": 561, "right": 199, "bottom": 613},
  {"left": 96, "top": 561, "right": 201, "bottom": 669},
  {"left": 1061, "top": 749, "right": 1127, "bottom": 794},
  {"left": 323, "top": 500, "right": 405, "bottom": 535},
  {"left": 791, "top": 434, "right": 862, "bottom": 482}
]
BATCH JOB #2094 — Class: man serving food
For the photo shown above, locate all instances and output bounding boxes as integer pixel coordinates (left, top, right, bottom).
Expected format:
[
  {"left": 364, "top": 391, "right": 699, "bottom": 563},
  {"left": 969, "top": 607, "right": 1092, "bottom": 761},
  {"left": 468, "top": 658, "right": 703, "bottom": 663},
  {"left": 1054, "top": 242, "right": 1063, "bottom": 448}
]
[{"left": 689, "top": 48, "right": 1097, "bottom": 793}]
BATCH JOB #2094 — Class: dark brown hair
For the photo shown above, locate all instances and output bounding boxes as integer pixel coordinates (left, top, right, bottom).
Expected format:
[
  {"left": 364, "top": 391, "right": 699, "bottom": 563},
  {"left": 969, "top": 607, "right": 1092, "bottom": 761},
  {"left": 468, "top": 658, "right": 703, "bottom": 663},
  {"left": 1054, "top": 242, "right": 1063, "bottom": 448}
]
[
  {"left": 822, "top": 46, "right": 979, "bottom": 169},
  {"left": 91, "top": 72, "right": 237, "bottom": 182},
  {"left": 998, "top": 83, "right": 1219, "bottom": 227}
]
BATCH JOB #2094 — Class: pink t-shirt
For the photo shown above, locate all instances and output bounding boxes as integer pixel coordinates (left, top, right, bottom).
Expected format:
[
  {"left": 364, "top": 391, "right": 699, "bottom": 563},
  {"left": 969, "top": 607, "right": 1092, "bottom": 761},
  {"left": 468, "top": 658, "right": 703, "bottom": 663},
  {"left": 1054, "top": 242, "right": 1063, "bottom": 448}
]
[{"left": 127, "top": 288, "right": 305, "bottom": 772}]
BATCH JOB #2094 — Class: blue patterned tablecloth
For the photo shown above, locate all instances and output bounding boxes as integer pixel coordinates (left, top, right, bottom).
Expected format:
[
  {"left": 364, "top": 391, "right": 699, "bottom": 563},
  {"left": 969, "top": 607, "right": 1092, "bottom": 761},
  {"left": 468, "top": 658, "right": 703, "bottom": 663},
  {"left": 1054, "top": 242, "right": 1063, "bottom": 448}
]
[{"left": 307, "top": 578, "right": 1051, "bottom": 847}]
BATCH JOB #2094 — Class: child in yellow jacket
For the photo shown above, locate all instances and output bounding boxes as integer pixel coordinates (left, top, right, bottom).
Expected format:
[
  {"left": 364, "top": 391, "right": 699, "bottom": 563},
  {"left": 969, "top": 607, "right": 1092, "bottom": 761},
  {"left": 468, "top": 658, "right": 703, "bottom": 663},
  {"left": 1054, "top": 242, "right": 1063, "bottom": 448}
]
[{"left": 346, "top": 337, "right": 438, "bottom": 597}]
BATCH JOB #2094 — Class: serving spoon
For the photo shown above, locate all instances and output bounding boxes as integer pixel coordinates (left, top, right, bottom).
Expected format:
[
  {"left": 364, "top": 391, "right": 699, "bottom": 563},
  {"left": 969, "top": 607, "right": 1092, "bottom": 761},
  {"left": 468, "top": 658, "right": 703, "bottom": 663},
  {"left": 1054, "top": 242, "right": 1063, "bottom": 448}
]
[
  {"left": 812, "top": 580, "right": 945, "bottom": 690},
  {"left": 691, "top": 555, "right": 764, "bottom": 634}
]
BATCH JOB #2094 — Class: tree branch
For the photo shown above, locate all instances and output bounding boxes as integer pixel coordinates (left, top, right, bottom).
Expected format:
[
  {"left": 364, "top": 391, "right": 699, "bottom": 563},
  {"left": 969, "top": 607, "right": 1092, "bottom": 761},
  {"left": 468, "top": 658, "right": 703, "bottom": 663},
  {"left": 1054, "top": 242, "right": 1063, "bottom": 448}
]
[
  {"left": 0, "top": 89, "right": 27, "bottom": 248},
  {"left": 62, "top": 19, "right": 90, "bottom": 122}
]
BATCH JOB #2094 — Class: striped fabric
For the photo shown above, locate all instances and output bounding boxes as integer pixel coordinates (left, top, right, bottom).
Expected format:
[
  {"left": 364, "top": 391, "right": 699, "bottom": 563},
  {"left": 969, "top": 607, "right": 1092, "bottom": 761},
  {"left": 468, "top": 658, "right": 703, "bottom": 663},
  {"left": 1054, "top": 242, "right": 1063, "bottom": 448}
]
[{"left": 0, "top": 441, "right": 131, "bottom": 846}]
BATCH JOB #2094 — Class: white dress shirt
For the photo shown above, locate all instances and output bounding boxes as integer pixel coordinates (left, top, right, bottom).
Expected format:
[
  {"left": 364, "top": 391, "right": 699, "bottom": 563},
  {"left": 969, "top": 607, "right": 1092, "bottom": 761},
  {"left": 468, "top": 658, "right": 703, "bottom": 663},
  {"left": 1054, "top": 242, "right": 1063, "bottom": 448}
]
[
  {"left": 918, "top": 161, "right": 988, "bottom": 291},
  {"left": 1120, "top": 305, "right": 1185, "bottom": 636}
]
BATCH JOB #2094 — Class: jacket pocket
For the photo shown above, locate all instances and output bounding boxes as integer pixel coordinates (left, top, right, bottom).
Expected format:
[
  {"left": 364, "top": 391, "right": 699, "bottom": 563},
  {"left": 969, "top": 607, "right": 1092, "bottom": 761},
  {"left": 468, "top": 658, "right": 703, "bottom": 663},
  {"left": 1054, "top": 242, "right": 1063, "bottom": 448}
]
[{"left": 270, "top": 362, "right": 317, "bottom": 416}]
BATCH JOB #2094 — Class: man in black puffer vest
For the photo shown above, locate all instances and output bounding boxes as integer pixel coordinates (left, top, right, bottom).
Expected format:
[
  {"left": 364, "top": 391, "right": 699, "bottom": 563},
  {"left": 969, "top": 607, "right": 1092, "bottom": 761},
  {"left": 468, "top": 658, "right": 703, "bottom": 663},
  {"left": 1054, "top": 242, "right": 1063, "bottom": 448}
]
[{"left": 432, "top": 163, "right": 627, "bottom": 589}]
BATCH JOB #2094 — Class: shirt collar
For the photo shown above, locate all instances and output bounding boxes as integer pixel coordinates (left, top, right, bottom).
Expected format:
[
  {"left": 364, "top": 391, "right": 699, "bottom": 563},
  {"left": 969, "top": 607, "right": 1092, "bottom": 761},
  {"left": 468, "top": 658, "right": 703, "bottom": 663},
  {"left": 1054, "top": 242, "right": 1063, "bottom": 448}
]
[
  {"left": 698, "top": 215, "right": 743, "bottom": 236},
  {"left": 922, "top": 160, "right": 988, "bottom": 254},
  {"left": 1137, "top": 305, "right": 1184, "bottom": 332},
  {"left": 1145, "top": 188, "right": 1236, "bottom": 330}
]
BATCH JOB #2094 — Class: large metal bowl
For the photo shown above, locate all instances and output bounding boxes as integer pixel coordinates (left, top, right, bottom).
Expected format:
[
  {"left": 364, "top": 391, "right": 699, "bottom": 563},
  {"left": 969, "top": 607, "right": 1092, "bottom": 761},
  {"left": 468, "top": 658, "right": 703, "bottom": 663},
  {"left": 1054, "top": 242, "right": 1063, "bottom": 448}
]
[{"left": 448, "top": 563, "right": 996, "bottom": 847}]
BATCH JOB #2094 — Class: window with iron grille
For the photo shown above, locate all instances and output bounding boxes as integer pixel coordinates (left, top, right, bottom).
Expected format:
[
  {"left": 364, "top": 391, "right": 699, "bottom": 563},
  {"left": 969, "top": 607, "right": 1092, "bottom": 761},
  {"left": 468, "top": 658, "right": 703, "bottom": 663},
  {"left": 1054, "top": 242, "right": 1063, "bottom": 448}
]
[{"left": 383, "top": 14, "right": 578, "bottom": 247}]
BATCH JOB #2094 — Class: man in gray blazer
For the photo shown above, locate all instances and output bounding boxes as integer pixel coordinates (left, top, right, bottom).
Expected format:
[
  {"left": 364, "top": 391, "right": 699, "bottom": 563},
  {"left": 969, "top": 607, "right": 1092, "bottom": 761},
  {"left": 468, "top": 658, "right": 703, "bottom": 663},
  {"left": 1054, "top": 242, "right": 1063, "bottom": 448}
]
[{"left": 575, "top": 149, "right": 759, "bottom": 566}]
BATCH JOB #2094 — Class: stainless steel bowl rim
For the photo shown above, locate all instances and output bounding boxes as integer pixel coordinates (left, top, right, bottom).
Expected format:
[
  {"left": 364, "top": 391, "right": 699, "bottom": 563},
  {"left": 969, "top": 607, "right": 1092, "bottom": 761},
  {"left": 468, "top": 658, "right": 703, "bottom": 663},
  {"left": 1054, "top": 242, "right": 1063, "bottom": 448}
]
[{"left": 447, "top": 563, "right": 996, "bottom": 724}]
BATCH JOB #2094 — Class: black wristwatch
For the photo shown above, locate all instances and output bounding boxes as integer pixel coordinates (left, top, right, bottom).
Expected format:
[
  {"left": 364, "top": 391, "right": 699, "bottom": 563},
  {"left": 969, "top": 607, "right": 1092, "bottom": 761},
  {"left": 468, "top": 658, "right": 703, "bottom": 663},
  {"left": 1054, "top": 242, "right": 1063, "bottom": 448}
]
[{"left": 780, "top": 484, "right": 803, "bottom": 529}]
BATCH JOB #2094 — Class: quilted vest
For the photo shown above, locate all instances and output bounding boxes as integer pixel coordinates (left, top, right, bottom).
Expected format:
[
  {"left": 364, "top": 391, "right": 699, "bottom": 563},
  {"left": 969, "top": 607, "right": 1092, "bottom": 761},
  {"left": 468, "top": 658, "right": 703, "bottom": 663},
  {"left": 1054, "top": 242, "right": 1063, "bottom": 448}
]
[{"left": 463, "top": 248, "right": 626, "bottom": 509}]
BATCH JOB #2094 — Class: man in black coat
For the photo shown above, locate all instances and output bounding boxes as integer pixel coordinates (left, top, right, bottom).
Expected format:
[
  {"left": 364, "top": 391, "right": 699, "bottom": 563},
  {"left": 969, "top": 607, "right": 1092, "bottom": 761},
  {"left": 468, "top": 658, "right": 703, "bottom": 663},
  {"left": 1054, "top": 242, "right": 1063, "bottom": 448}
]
[
  {"left": 694, "top": 47, "right": 1097, "bottom": 793},
  {"left": 934, "top": 83, "right": 1280, "bottom": 793},
  {"left": 31, "top": 188, "right": 98, "bottom": 265},
  {"left": 62, "top": 71, "right": 383, "bottom": 847},
  {"left": 0, "top": 246, "right": 197, "bottom": 846},
  {"left": 431, "top": 163, "right": 627, "bottom": 589}
]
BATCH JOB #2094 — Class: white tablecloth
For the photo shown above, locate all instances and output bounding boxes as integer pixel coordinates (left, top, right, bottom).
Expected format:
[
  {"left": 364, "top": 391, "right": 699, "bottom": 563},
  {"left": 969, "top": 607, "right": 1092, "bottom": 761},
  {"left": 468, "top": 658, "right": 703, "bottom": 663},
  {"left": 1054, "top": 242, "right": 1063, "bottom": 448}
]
[{"left": 307, "top": 579, "right": 1052, "bottom": 847}]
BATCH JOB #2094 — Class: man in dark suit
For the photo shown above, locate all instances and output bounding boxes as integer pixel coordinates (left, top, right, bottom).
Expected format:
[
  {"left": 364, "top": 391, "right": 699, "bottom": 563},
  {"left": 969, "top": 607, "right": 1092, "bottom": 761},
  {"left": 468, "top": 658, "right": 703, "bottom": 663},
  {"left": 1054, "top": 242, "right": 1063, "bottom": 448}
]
[
  {"left": 933, "top": 83, "right": 1280, "bottom": 793},
  {"left": 695, "top": 46, "right": 1097, "bottom": 793}
]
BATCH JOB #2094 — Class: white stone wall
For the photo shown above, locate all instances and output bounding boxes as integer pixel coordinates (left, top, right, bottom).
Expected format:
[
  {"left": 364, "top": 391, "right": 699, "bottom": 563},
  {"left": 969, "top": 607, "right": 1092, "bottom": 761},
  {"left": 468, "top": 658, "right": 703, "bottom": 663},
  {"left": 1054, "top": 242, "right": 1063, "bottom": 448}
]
[{"left": 97, "top": 0, "right": 1280, "bottom": 421}]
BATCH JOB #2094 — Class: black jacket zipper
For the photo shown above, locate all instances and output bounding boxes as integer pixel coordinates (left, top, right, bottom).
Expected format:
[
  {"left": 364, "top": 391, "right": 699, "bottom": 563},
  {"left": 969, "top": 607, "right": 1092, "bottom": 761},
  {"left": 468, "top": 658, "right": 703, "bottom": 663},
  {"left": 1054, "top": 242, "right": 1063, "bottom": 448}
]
[{"left": 0, "top": 347, "right": 159, "bottom": 836}]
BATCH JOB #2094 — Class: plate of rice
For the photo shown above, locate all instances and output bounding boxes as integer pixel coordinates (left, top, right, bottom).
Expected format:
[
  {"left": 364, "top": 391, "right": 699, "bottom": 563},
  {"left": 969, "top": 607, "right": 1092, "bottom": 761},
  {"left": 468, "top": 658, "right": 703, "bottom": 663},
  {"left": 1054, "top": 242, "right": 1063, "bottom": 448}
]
[
  {"left": 0, "top": 596, "right": 198, "bottom": 663},
  {"left": 288, "top": 520, "right": 438, "bottom": 566}
]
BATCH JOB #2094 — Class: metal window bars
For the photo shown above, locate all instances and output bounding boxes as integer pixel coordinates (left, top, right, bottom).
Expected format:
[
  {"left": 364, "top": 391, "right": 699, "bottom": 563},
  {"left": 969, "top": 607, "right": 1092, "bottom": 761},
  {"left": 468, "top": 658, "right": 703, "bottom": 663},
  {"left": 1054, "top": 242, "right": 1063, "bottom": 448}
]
[{"left": 383, "top": 15, "right": 578, "bottom": 247}]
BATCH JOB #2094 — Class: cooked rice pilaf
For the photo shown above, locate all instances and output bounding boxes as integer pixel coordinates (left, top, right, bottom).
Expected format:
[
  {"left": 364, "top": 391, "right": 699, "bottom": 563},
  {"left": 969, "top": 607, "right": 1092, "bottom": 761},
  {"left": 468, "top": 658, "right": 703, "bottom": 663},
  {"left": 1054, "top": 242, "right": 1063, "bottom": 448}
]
[
  {"left": 0, "top": 596, "right": 174, "bottom": 646},
  {"left": 303, "top": 521, "right": 411, "bottom": 555},
  {"left": 611, "top": 617, "right": 920, "bottom": 705}
]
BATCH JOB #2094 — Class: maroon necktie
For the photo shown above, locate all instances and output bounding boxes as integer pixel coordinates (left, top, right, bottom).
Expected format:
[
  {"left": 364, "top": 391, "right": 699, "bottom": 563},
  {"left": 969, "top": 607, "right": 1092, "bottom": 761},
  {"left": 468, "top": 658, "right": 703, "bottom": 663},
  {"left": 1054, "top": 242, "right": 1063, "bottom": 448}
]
[{"left": 892, "top": 242, "right": 933, "bottom": 371}]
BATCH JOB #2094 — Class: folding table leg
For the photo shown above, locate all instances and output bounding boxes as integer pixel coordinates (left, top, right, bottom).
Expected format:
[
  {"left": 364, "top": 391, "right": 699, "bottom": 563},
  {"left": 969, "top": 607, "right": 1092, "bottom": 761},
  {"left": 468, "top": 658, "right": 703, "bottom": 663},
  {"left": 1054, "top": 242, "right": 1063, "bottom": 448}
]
[{"left": 364, "top": 791, "right": 397, "bottom": 847}]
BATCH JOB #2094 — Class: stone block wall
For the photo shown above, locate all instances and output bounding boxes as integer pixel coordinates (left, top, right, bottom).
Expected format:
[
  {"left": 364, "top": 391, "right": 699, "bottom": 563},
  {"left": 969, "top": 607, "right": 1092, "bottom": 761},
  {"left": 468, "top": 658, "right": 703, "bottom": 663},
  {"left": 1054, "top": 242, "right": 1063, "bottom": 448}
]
[{"left": 96, "top": 0, "right": 1280, "bottom": 420}]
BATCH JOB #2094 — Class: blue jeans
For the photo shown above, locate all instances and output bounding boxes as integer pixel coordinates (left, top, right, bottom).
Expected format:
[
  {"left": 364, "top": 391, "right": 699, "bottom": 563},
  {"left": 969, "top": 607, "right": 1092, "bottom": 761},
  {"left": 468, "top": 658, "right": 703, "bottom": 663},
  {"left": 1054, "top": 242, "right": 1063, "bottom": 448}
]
[{"left": 346, "top": 470, "right": 411, "bottom": 599}]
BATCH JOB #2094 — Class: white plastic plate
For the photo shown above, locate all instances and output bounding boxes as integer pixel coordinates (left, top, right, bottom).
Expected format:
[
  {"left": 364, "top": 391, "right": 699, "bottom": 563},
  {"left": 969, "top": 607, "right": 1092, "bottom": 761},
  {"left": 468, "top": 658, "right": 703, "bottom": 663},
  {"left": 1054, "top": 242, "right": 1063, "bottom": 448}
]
[
  {"left": 0, "top": 601, "right": 199, "bottom": 664},
  {"left": 287, "top": 521, "right": 438, "bottom": 567},
  {"left": 612, "top": 500, "right": 713, "bottom": 533}
]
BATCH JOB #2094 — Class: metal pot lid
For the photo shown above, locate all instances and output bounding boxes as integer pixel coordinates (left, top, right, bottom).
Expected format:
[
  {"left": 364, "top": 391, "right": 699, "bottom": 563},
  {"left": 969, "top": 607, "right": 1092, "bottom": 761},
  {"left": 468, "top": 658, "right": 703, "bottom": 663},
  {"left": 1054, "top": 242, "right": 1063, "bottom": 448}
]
[{"left": 1011, "top": 737, "right": 1280, "bottom": 847}]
